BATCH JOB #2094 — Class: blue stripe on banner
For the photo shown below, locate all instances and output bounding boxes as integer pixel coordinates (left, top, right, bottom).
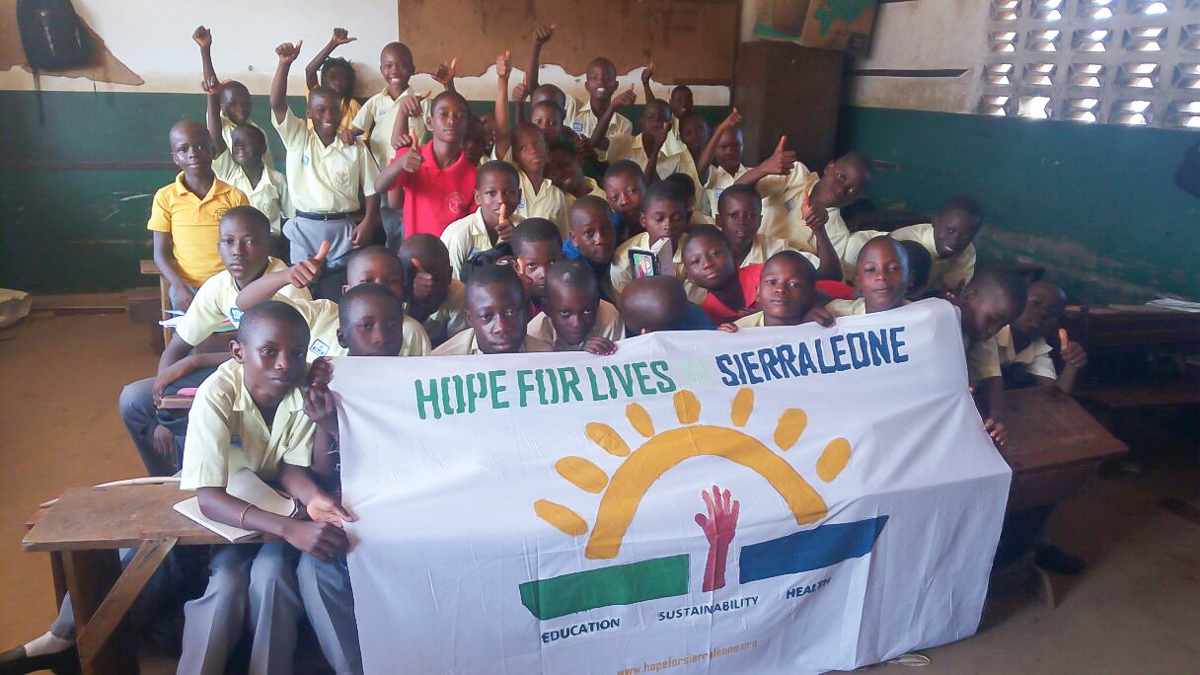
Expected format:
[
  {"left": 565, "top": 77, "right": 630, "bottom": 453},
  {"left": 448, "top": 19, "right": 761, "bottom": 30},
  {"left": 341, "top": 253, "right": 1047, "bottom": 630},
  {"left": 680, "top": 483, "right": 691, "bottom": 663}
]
[{"left": 738, "top": 516, "right": 889, "bottom": 583}]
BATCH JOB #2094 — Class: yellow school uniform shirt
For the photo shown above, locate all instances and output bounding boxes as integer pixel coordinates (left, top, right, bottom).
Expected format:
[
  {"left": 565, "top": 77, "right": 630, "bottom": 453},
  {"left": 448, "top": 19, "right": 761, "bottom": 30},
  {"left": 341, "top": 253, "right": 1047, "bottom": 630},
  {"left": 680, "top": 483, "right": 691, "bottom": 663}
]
[
  {"left": 305, "top": 90, "right": 361, "bottom": 136},
  {"left": 689, "top": 211, "right": 715, "bottom": 226},
  {"left": 147, "top": 174, "right": 249, "bottom": 287},
  {"left": 213, "top": 153, "right": 292, "bottom": 235},
  {"left": 755, "top": 162, "right": 851, "bottom": 258},
  {"left": 430, "top": 329, "right": 553, "bottom": 355},
  {"left": 601, "top": 132, "right": 701, "bottom": 186},
  {"left": 273, "top": 109, "right": 379, "bottom": 215},
  {"left": 526, "top": 300, "right": 624, "bottom": 349},
  {"left": 826, "top": 297, "right": 866, "bottom": 317},
  {"left": 966, "top": 334, "right": 1002, "bottom": 384},
  {"left": 220, "top": 115, "right": 274, "bottom": 171},
  {"left": 175, "top": 258, "right": 311, "bottom": 346},
  {"left": 704, "top": 164, "right": 747, "bottom": 219},
  {"left": 740, "top": 234, "right": 817, "bottom": 270},
  {"left": 441, "top": 209, "right": 525, "bottom": 280},
  {"left": 418, "top": 279, "right": 469, "bottom": 347},
  {"left": 282, "top": 297, "right": 431, "bottom": 360},
  {"left": 352, "top": 86, "right": 431, "bottom": 170},
  {"left": 180, "top": 359, "right": 314, "bottom": 490},
  {"left": 609, "top": 232, "right": 706, "bottom": 305},
  {"left": 995, "top": 325, "right": 1057, "bottom": 380},
  {"left": 733, "top": 311, "right": 767, "bottom": 328},
  {"left": 890, "top": 223, "right": 977, "bottom": 293},
  {"left": 517, "top": 168, "right": 570, "bottom": 236},
  {"left": 570, "top": 98, "right": 632, "bottom": 146},
  {"left": 564, "top": 177, "right": 609, "bottom": 211}
]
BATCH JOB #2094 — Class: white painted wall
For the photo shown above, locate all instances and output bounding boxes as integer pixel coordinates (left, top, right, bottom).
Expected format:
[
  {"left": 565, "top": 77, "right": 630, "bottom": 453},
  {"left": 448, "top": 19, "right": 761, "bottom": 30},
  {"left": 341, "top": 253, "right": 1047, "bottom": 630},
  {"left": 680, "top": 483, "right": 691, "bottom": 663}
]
[{"left": 0, "top": 0, "right": 729, "bottom": 105}]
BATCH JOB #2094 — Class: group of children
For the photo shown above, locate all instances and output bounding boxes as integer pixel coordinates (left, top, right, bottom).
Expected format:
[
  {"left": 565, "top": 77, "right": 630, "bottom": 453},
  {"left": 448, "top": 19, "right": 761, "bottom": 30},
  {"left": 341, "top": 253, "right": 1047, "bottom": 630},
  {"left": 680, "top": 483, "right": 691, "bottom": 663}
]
[{"left": 1, "top": 23, "right": 1093, "bottom": 675}]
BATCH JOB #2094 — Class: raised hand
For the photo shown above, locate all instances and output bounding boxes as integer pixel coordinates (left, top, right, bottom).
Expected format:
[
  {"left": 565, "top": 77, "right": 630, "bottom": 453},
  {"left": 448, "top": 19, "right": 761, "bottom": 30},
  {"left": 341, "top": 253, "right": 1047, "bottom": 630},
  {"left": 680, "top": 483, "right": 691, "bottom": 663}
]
[
  {"left": 410, "top": 258, "right": 435, "bottom": 303},
  {"left": 582, "top": 336, "right": 618, "bottom": 356},
  {"left": 611, "top": 85, "right": 638, "bottom": 109},
  {"left": 495, "top": 203, "right": 515, "bottom": 242},
  {"left": 307, "top": 356, "right": 334, "bottom": 389},
  {"left": 400, "top": 91, "right": 430, "bottom": 119},
  {"left": 496, "top": 51, "right": 512, "bottom": 82},
  {"left": 762, "top": 135, "right": 796, "bottom": 175},
  {"left": 330, "top": 27, "right": 355, "bottom": 47},
  {"left": 1058, "top": 328, "right": 1088, "bottom": 369},
  {"left": 192, "top": 26, "right": 212, "bottom": 49},
  {"left": 511, "top": 81, "right": 530, "bottom": 102},
  {"left": 641, "top": 61, "right": 654, "bottom": 86},
  {"left": 433, "top": 57, "right": 458, "bottom": 87},
  {"left": 399, "top": 148, "right": 424, "bottom": 173},
  {"left": 717, "top": 107, "right": 742, "bottom": 132},
  {"left": 534, "top": 24, "right": 555, "bottom": 46},
  {"left": 801, "top": 189, "right": 828, "bottom": 230},
  {"left": 694, "top": 485, "right": 739, "bottom": 592},
  {"left": 276, "top": 41, "right": 304, "bottom": 65},
  {"left": 288, "top": 240, "right": 330, "bottom": 288}
]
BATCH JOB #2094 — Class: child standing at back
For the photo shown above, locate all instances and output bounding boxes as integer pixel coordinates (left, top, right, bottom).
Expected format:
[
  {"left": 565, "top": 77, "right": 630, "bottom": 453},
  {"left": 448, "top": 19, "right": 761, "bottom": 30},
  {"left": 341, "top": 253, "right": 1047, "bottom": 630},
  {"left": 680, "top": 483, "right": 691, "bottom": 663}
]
[
  {"left": 193, "top": 26, "right": 274, "bottom": 169},
  {"left": 205, "top": 83, "right": 290, "bottom": 239},
  {"left": 270, "top": 41, "right": 381, "bottom": 280},
  {"left": 304, "top": 28, "right": 361, "bottom": 137},
  {"left": 149, "top": 120, "right": 249, "bottom": 311}
]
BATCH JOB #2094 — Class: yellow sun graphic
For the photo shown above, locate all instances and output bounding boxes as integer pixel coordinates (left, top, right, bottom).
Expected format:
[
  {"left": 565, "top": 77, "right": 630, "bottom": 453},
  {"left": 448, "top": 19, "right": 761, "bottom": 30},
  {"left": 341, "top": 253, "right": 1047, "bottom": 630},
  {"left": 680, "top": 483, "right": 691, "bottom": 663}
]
[{"left": 533, "top": 388, "right": 852, "bottom": 559}]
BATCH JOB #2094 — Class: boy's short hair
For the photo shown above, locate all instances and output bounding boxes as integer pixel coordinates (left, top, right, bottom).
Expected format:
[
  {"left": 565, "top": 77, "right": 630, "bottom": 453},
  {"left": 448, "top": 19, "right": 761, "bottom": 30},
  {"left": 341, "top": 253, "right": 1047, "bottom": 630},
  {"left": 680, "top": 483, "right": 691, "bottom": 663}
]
[
  {"left": 966, "top": 266, "right": 1027, "bottom": 307},
  {"left": 588, "top": 57, "right": 617, "bottom": 77},
  {"left": 511, "top": 217, "right": 562, "bottom": 256},
  {"left": 622, "top": 276, "right": 691, "bottom": 334},
  {"left": 308, "top": 85, "right": 340, "bottom": 105},
  {"left": 347, "top": 244, "right": 398, "bottom": 269},
  {"left": 462, "top": 244, "right": 515, "bottom": 283},
  {"left": 381, "top": 41, "right": 413, "bottom": 63},
  {"left": 766, "top": 249, "right": 817, "bottom": 279},
  {"left": 466, "top": 260, "right": 523, "bottom": 295},
  {"left": 898, "top": 240, "right": 933, "bottom": 292},
  {"left": 604, "top": 160, "right": 644, "bottom": 185},
  {"left": 663, "top": 173, "right": 697, "bottom": 201},
  {"left": 399, "top": 233, "right": 450, "bottom": 267},
  {"left": 220, "top": 81, "right": 249, "bottom": 99},
  {"left": 943, "top": 195, "right": 983, "bottom": 219},
  {"left": 837, "top": 151, "right": 873, "bottom": 180},
  {"left": 678, "top": 111, "right": 707, "bottom": 129},
  {"left": 476, "top": 160, "right": 520, "bottom": 188},
  {"left": 221, "top": 205, "right": 272, "bottom": 236},
  {"left": 643, "top": 178, "right": 687, "bottom": 211},
  {"left": 547, "top": 258, "right": 598, "bottom": 291},
  {"left": 230, "top": 123, "right": 267, "bottom": 148},
  {"left": 532, "top": 99, "right": 564, "bottom": 123},
  {"left": 684, "top": 224, "right": 727, "bottom": 250},
  {"left": 431, "top": 90, "right": 469, "bottom": 114},
  {"left": 237, "top": 300, "right": 308, "bottom": 343},
  {"left": 338, "top": 282, "right": 399, "bottom": 327},
  {"left": 716, "top": 183, "right": 761, "bottom": 212},
  {"left": 570, "top": 195, "right": 610, "bottom": 224},
  {"left": 548, "top": 139, "right": 577, "bottom": 157}
]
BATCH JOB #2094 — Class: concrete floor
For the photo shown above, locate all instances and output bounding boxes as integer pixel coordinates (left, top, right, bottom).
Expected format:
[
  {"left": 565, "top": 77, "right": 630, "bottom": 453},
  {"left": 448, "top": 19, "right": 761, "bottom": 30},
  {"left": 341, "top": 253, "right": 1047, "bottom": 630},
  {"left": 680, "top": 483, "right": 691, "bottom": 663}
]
[{"left": 1, "top": 311, "right": 1198, "bottom": 674}]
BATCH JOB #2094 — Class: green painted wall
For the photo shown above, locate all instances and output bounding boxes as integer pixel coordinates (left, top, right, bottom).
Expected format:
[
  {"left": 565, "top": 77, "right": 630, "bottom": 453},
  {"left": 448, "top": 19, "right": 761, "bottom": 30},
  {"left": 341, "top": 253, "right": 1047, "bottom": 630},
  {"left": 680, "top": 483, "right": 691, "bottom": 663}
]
[
  {"left": 0, "top": 90, "right": 727, "bottom": 294},
  {"left": 838, "top": 106, "right": 1200, "bottom": 303}
]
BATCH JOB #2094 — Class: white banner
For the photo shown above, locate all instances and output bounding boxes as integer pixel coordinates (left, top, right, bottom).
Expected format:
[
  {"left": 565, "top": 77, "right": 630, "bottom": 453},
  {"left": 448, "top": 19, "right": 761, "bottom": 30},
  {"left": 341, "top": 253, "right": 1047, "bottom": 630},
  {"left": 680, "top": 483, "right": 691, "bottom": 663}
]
[{"left": 331, "top": 299, "right": 1012, "bottom": 674}]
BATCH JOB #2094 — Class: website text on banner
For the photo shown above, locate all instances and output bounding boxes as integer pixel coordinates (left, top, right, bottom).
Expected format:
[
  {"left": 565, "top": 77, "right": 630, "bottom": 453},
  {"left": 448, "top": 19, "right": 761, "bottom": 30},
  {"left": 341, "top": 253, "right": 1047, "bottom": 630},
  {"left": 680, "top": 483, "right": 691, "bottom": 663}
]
[{"left": 330, "top": 299, "right": 1013, "bottom": 675}]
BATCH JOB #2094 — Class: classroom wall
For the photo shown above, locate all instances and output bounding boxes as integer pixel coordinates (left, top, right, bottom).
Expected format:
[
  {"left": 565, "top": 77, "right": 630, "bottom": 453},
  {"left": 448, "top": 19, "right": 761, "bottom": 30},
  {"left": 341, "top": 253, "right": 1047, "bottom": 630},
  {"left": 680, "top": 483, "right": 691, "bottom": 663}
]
[
  {"left": 831, "top": 0, "right": 1200, "bottom": 303},
  {"left": 0, "top": 0, "right": 730, "bottom": 294}
]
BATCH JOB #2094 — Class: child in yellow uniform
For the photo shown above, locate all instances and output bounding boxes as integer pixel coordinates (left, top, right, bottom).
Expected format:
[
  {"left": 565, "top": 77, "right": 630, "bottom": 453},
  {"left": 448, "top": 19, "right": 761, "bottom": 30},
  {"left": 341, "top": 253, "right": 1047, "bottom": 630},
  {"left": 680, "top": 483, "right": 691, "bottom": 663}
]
[
  {"left": 694, "top": 112, "right": 748, "bottom": 218},
  {"left": 237, "top": 246, "right": 430, "bottom": 360},
  {"left": 205, "top": 87, "right": 290, "bottom": 237},
  {"left": 270, "top": 41, "right": 381, "bottom": 274},
  {"left": 304, "top": 28, "right": 362, "bottom": 136},
  {"left": 149, "top": 120, "right": 249, "bottom": 311},
  {"left": 441, "top": 161, "right": 523, "bottom": 280},
  {"left": 955, "top": 268, "right": 1028, "bottom": 447},
  {"left": 998, "top": 281, "right": 1088, "bottom": 393},
  {"left": 432, "top": 264, "right": 553, "bottom": 355},
  {"left": 511, "top": 218, "right": 565, "bottom": 313},
  {"left": 398, "top": 235, "right": 469, "bottom": 347},
  {"left": 596, "top": 98, "right": 701, "bottom": 188},
  {"left": 570, "top": 57, "right": 632, "bottom": 146},
  {"left": 826, "top": 236, "right": 910, "bottom": 317},
  {"left": 610, "top": 181, "right": 693, "bottom": 304},
  {"left": 192, "top": 26, "right": 275, "bottom": 169},
  {"left": 528, "top": 259, "right": 623, "bottom": 354},
  {"left": 735, "top": 143, "right": 871, "bottom": 258},
  {"left": 719, "top": 251, "right": 827, "bottom": 331}
]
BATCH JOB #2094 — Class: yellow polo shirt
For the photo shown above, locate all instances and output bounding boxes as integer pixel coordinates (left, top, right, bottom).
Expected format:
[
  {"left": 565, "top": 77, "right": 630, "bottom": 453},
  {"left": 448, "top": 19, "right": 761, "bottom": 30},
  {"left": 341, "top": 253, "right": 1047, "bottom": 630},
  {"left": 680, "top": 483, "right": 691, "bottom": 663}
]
[
  {"left": 570, "top": 98, "right": 631, "bottom": 145},
  {"left": 967, "top": 334, "right": 1002, "bottom": 384},
  {"left": 890, "top": 223, "right": 977, "bottom": 293},
  {"left": 441, "top": 209, "right": 525, "bottom": 280},
  {"left": 213, "top": 153, "right": 292, "bottom": 235},
  {"left": 526, "top": 299, "right": 624, "bottom": 349},
  {"left": 147, "top": 174, "right": 249, "bottom": 287},
  {"left": 740, "top": 234, "right": 817, "bottom": 269},
  {"left": 220, "top": 115, "right": 275, "bottom": 171},
  {"left": 704, "top": 164, "right": 747, "bottom": 217},
  {"left": 600, "top": 132, "right": 701, "bottom": 187},
  {"left": 430, "top": 329, "right": 553, "bottom": 355},
  {"left": 734, "top": 311, "right": 767, "bottom": 329},
  {"left": 352, "top": 86, "right": 431, "bottom": 170},
  {"left": 516, "top": 167, "right": 570, "bottom": 236},
  {"left": 282, "top": 297, "right": 431, "bottom": 360},
  {"left": 180, "top": 359, "right": 314, "bottom": 490},
  {"left": 689, "top": 211, "right": 715, "bottom": 226},
  {"left": 418, "top": 279, "right": 469, "bottom": 347},
  {"left": 827, "top": 297, "right": 866, "bottom": 317},
  {"left": 175, "top": 258, "right": 311, "bottom": 346},
  {"left": 995, "top": 325, "right": 1057, "bottom": 380},
  {"left": 273, "top": 108, "right": 378, "bottom": 215},
  {"left": 564, "top": 177, "right": 609, "bottom": 213},
  {"left": 755, "top": 162, "right": 851, "bottom": 258}
]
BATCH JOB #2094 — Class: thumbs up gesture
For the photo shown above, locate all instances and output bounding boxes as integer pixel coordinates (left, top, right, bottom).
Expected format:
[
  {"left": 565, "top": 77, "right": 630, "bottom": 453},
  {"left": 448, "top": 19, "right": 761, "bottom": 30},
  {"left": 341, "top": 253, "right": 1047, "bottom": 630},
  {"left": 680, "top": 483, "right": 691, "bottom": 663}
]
[
  {"left": 496, "top": 51, "right": 513, "bottom": 82},
  {"left": 763, "top": 135, "right": 796, "bottom": 175},
  {"left": 400, "top": 91, "right": 430, "bottom": 120},
  {"left": 495, "top": 203, "right": 516, "bottom": 242},
  {"left": 801, "top": 189, "right": 828, "bottom": 230},
  {"left": 612, "top": 84, "right": 638, "bottom": 109},
  {"left": 410, "top": 257, "right": 435, "bottom": 303},
  {"left": 1058, "top": 328, "right": 1088, "bottom": 369},
  {"left": 399, "top": 147, "right": 424, "bottom": 173},
  {"left": 288, "top": 240, "right": 330, "bottom": 288}
]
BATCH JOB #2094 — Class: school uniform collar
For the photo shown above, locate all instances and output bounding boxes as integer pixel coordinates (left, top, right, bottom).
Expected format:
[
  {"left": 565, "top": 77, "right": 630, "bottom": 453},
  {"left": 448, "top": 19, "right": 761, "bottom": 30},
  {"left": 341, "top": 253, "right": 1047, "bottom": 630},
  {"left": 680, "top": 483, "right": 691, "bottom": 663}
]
[
  {"left": 995, "top": 325, "right": 1052, "bottom": 361},
  {"left": 172, "top": 173, "right": 236, "bottom": 202},
  {"left": 229, "top": 363, "right": 306, "bottom": 423},
  {"left": 377, "top": 85, "right": 418, "bottom": 102},
  {"left": 632, "top": 133, "right": 687, "bottom": 158}
]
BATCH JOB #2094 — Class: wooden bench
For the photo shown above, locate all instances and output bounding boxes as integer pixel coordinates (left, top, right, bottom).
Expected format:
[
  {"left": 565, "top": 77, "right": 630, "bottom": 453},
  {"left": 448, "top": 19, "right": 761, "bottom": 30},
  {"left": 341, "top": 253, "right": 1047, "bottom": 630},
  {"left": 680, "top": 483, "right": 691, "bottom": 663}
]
[
  {"left": 140, "top": 259, "right": 174, "bottom": 349},
  {"left": 23, "top": 484, "right": 272, "bottom": 675}
]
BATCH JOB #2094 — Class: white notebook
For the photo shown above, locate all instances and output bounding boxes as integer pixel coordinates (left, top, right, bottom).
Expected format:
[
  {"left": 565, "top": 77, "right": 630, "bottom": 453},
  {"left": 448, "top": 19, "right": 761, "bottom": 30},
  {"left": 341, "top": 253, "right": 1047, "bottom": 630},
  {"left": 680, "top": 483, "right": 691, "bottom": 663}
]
[{"left": 174, "top": 468, "right": 299, "bottom": 542}]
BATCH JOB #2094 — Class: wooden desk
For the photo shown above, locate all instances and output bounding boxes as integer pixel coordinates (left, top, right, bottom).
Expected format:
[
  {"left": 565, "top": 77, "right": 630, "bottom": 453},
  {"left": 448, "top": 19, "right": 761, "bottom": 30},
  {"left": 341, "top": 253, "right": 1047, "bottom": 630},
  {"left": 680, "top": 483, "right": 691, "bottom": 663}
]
[
  {"left": 23, "top": 484, "right": 269, "bottom": 675},
  {"left": 999, "top": 387, "right": 1128, "bottom": 512},
  {"left": 141, "top": 259, "right": 173, "bottom": 349},
  {"left": 1064, "top": 303, "right": 1200, "bottom": 350}
]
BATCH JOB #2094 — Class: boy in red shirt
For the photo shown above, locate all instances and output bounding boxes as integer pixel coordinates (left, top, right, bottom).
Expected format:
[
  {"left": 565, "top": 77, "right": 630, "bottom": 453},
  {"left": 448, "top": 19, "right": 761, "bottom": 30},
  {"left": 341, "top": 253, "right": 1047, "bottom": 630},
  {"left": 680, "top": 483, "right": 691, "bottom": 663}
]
[{"left": 374, "top": 91, "right": 476, "bottom": 238}]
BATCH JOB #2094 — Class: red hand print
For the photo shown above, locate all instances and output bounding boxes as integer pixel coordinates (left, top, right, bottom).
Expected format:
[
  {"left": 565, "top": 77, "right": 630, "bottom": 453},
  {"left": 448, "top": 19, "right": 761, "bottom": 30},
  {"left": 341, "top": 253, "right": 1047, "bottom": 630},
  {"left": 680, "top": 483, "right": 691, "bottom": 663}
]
[{"left": 694, "top": 485, "right": 739, "bottom": 592}]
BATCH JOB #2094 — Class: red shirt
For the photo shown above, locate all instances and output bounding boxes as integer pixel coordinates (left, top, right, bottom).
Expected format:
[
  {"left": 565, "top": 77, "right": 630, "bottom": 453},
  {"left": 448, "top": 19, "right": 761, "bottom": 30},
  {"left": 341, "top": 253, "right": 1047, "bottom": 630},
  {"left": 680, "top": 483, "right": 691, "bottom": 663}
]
[
  {"left": 816, "top": 280, "right": 856, "bottom": 300},
  {"left": 700, "top": 264, "right": 762, "bottom": 325},
  {"left": 388, "top": 142, "right": 477, "bottom": 238}
]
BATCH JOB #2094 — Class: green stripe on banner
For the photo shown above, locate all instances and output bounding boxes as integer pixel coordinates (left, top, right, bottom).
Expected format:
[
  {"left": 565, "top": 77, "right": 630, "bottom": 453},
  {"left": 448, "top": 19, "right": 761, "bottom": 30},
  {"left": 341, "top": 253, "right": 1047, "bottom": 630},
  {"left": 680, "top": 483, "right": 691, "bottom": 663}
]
[{"left": 519, "top": 555, "right": 690, "bottom": 620}]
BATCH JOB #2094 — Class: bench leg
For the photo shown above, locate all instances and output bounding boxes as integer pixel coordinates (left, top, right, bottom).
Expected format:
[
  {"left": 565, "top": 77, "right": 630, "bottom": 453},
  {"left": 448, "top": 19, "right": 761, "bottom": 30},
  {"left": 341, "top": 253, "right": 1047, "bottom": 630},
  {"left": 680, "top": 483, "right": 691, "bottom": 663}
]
[{"left": 63, "top": 549, "right": 139, "bottom": 675}]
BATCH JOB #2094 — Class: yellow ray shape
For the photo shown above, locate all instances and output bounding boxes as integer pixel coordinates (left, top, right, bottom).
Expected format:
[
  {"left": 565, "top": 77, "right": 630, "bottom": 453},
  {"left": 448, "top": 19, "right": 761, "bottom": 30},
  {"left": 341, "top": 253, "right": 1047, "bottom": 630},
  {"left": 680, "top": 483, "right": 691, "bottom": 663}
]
[
  {"left": 534, "top": 499, "right": 589, "bottom": 536},
  {"left": 586, "top": 422, "right": 630, "bottom": 457},
  {"left": 555, "top": 456, "right": 609, "bottom": 494},
  {"left": 731, "top": 388, "right": 754, "bottom": 427},
  {"left": 626, "top": 403, "right": 655, "bottom": 437},
  {"left": 774, "top": 408, "right": 808, "bottom": 451},
  {"left": 674, "top": 390, "right": 701, "bottom": 425},
  {"left": 817, "top": 438, "right": 851, "bottom": 482}
]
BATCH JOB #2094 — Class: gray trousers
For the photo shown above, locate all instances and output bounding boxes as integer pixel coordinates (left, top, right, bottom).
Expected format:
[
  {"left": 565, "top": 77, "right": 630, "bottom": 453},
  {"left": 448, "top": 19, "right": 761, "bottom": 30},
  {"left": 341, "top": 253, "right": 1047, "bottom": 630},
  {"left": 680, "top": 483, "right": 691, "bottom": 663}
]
[
  {"left": 283, "top": 217, "right": 354, "bottom": 269},
  {"left": 177, "top": 542, "right": 302, "bottom": 675},
  {"left": 120, "top": 376, "right": 183, "bottom": 477},
  {"left": 299, "top": 554, "right": 362, "bottom": 675}
]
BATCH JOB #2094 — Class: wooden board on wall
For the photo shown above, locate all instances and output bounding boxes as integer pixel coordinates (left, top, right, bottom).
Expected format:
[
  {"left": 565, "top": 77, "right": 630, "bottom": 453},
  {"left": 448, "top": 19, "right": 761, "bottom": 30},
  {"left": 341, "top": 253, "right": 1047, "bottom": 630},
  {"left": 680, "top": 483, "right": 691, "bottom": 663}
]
[{"left": 398, "top": 0, "right": 738, "bottom": 84}]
